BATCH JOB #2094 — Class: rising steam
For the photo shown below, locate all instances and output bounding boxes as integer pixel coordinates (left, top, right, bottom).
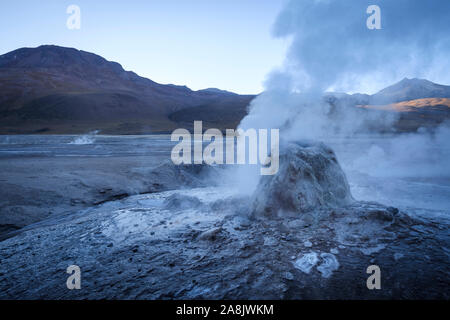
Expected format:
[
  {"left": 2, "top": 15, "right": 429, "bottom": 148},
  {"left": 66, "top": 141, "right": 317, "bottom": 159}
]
[{"left": 235, "top": 0, "right": 450, "bottom": 194}]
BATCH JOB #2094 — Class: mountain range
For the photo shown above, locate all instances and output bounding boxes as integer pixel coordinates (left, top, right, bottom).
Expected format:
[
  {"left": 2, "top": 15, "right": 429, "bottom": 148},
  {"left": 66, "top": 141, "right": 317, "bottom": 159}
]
[
  {"left": 0, "top": 45, "right": 253, "bottom": 134},
  {"left": 0, "top": 45, "right": 449, "bottom": 134},
  {"left": 325, "top": 78, "right": 450, "bottom": 131}
]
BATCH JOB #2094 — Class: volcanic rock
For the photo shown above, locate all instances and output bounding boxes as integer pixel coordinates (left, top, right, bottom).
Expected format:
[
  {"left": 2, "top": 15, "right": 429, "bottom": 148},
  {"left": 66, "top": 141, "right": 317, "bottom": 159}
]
[{"left": 252, "top": 141, "right": 353, "bottom": 217}]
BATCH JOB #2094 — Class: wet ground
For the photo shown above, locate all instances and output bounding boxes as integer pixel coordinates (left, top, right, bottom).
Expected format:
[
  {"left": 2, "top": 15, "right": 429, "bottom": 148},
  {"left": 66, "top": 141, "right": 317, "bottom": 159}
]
[
  {"left": 0, "top": 187, "right": 448, "bottom": 299},
  {"left": 1, "top": 134, "right": 448, "bottom": 234},
  {"left": 0, "top": 134, "right": 448, "bottom": 299}
]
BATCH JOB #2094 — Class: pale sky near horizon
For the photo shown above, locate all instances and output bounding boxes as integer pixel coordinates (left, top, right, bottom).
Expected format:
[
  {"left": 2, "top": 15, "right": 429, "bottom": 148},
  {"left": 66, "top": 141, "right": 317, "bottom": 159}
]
[{"left": 0, "top": 0, "right": 289, "bottom": 94}]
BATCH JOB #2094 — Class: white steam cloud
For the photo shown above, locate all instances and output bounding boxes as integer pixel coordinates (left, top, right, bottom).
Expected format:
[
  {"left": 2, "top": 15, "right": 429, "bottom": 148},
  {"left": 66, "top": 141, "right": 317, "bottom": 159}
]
[
  {"left": 270, "top": 0, "right": 450, "bottom": 94},
  {"left": 351, "top": 125, "right": 450, "bottom": 178},
  {"left": 235, "top": 0, "right": 450, "bottom": 197}
]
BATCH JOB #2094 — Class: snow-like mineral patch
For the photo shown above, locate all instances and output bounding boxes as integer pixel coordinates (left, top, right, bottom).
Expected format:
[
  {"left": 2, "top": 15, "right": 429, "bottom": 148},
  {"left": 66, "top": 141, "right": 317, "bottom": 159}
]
[
  {"left": 317, "top": 253, "right": 340, "bottom": 278},
  {"left": 293, "top": 252, "right": 319, "bottom": 274}
]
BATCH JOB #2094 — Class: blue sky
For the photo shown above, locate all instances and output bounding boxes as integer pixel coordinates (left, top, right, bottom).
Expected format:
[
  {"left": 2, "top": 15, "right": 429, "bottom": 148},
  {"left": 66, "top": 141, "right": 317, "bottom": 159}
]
[{"left": 0, "top": 0, "right": 289, "bottom": 94}]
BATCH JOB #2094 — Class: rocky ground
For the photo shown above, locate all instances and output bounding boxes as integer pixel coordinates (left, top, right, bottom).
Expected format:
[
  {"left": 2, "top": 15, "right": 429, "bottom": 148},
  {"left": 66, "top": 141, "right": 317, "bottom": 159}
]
[
  {"left": 0, "top": 141, "right": 448, "bottom": 299},
  {"left": 0, "top": 154, "right": 211, "bottom": 240},
  {"left": 0, "top": 187, "right": 448, "bottom": 299}
]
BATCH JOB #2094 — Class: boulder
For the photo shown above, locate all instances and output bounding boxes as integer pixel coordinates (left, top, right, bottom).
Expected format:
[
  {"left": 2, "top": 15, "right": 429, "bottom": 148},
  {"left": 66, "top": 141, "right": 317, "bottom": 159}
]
[{"left": 252, "top": 141, "right": 353, "bottom": 217}]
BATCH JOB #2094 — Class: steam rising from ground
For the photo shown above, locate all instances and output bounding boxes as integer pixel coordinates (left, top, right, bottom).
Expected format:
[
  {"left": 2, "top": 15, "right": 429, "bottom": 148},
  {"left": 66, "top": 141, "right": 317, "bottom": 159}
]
[
  {"left": 352, "top": 125, "right": 450, "bottom": 178},
  {"left": 234, "top": 0, "right": 450, "bottom": 196},
  {"left": 69, "top": 130, "right": 100, "bottom": 145}
]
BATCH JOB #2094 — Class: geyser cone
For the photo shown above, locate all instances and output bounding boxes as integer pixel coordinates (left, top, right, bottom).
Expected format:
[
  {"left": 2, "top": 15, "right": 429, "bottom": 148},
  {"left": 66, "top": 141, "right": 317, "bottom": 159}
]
[{"left": 252, "top": 140, "right": 353, "bottom": 217}]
